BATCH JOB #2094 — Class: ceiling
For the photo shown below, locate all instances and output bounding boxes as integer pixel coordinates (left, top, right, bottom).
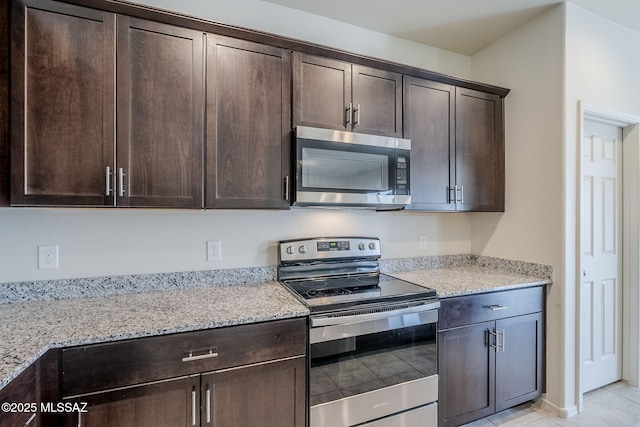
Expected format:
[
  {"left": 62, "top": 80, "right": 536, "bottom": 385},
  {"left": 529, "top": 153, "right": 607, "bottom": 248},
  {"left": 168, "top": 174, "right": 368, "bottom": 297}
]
[{"left": 258, "top": 0, "right": 640, "bottom": 55}]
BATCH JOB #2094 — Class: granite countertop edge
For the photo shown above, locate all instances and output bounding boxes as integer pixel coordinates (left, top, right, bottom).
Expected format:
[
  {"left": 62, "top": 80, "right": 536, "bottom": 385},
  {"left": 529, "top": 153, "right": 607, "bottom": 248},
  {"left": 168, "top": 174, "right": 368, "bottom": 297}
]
[{"left": 0, "top": 281, "right": 309, "bottom": 391}]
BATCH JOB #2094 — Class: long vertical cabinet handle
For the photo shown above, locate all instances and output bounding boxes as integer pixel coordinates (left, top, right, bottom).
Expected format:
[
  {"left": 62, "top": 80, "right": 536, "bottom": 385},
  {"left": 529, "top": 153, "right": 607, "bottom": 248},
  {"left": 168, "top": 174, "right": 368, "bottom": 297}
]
[
  {"left": 458, "top": 185, "right": 464, "bottom": 204},
  {"left": 284, "top": 176, "right": 290, "bottom": 201},
  {"left": 206, "top": 385, "right": 212, "bottom": 424},
  {"left": 487, "top": 329, "right": 498, "bottom": 351},
  {"left": 354, "top": 104, "right": 361, "bottom": 126},
  {"left": 105, "top": 167, "right": 113, "bottom": 196},
  {"left": 345, "top": 103, "right": 353, "bottom": 127},
  {"left": 191, "top": 389, "right": 197, "bottom": 426},
  {"left": 118, "top": 168, "right": 125, "bottom": 197},
  {"left": 499, "top": 330, "right": 506, "bottom": 352}
]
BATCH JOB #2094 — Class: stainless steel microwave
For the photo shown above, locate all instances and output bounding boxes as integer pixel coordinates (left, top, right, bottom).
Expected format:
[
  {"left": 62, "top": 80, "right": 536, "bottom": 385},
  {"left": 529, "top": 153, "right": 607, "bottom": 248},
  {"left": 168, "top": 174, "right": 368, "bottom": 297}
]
[{"left": 293, "top": 126, "right": 411, "bottom": 209}]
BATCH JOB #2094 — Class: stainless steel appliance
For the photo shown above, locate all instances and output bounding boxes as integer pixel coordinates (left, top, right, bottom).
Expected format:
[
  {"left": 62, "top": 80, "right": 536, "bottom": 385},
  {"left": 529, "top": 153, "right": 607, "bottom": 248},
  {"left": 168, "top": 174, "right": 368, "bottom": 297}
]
[
  {"left": 293, "top": 126, "right": 411, "bottom": 209},
  {"left": 278, "top": 237, "right": 439, "bottom": 427}
]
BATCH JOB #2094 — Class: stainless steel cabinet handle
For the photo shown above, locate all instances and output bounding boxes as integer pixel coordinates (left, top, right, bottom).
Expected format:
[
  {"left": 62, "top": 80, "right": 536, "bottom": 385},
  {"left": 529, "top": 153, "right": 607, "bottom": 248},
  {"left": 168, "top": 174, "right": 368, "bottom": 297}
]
[
  {"left": 182, "top": 349, "right": 219, "bottom": 362},
  {"left": 488, "top": 329, "right": 498, "bottom": 351},
  {"left": 206, "top": 386, "right": 212, "bottom": 423},
  {"left": 499, "top": 330, "right": 506, "bottom": 352},
  {"left": 105, "top": 167, "right": 112, "bottom": 196},
  {"left": 118, "top": 168, "right": 125, "bottom": 197},
  {"left": 346, "top": 103, "right": 353, "bottom": 126},
  {"left": 459, "top": 185, "right": 464, "bottom": 204},
  {"left": 192, "top": 390, "right": 197, "bottom": 426},
  {"left": 486, "top": 305, "right": 509, "bottom": 311},
  {"left": 284, "top": 176, "right": 290, "bottom": 201},
  {"left": 354, "top": 103, "right": 361, "bottom": 126},
  {"left": 448, "top": 186, "right": 455, "bottom": 203}
]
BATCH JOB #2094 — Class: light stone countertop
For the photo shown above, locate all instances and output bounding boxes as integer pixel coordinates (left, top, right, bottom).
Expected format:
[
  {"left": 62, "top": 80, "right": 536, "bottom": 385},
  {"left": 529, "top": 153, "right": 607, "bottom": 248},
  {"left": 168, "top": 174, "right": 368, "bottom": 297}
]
[
  {"left": 389, "top": 265, "right": 551, "bottom": 298},
  {"left": 0, "top": 281, "right": 309, "bottom": 390},
  {"left": 0, "top": 255, "right": 552, "bottom": 392}
]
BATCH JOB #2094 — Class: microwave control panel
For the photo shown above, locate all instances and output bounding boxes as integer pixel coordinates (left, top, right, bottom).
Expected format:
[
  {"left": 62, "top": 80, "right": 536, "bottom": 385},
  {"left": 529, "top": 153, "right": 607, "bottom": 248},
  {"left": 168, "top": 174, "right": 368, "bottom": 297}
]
[{"left": 396, "top": 155, "right": 410, "bottom": 195}]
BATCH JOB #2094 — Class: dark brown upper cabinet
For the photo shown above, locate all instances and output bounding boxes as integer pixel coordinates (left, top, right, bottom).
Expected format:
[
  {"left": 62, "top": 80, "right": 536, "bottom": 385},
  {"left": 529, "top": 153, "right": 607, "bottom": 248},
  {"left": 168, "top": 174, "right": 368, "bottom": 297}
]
[
  {"left": 293, "top": 53, "right": 402, "bottom": 137},
  {"left": 403, "top": 77, "right": 455, "bottom": 211},
  {"left": 404, "top": 78, "right": 505, "bottom": 212},
  {"left": 455, "top": 88, "right": 505, "bottom": 212},
  {"left": 11, "top": 0, "right": 116, "bottom": 206},
  {"left": 205, "top": 36, "right": 291, "bottom": 209},
  {"left": 116, "top": 17, "right": 204, "bottom": 208},
  {"left": 10, "top": 0, "right": 204, "bottom": 208}
]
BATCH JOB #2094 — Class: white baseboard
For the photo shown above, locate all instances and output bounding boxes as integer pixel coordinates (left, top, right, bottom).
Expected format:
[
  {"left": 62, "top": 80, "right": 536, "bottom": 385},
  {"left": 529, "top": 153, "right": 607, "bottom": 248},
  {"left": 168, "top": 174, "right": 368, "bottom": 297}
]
[{"left": 537, "top": 396, "right": 578, "bottom": 419}]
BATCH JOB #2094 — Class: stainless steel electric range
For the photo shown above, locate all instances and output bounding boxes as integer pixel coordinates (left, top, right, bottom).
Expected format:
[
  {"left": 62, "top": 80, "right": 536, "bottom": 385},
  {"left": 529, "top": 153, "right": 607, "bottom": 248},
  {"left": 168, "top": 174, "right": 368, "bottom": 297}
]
[{"left": 278, "top": 237, "right": 439, "bottom": 427}]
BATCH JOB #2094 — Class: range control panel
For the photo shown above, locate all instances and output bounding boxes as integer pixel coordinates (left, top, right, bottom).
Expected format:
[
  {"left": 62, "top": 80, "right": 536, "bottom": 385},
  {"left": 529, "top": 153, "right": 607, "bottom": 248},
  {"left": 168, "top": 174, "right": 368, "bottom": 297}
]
[{"left": 279, "top": 237, "right": 381, "bottom": 263}]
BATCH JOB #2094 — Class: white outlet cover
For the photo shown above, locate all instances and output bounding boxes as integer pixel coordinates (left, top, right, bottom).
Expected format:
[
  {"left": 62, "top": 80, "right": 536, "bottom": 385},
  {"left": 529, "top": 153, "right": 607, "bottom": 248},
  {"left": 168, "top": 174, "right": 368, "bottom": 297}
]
[
  {"left": 207, "top": 240, "right": 222, "bottom": 261},
  {"left": 38, "top": 245, "right": 59, "bottom": 269},
  {"left": 419, "top": 235, "right": 428, "bottom": 250}
]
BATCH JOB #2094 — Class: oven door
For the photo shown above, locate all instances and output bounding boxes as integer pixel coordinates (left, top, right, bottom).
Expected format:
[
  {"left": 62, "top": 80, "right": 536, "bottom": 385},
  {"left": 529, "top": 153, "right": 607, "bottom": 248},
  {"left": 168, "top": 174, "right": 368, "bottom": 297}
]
[
  {"left": 294, "top": 126, "right": 410, "bottom": 208},
  {"left": 309, "top": 302, "right": 439, "bottom": 427}
]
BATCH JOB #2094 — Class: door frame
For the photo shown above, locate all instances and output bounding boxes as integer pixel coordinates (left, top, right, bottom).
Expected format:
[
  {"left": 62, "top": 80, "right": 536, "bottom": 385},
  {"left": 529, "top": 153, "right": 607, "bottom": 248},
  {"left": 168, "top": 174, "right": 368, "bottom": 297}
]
[{"left": 577, "top": 101, "right": 640, "bottom": 412}]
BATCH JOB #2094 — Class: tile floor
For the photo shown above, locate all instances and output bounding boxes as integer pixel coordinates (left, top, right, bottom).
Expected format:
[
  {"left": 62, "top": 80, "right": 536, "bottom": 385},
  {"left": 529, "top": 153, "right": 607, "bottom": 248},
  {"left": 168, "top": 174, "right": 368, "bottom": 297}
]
[{"left": 464, "top": 382, "right": 640, "bottom": 426}]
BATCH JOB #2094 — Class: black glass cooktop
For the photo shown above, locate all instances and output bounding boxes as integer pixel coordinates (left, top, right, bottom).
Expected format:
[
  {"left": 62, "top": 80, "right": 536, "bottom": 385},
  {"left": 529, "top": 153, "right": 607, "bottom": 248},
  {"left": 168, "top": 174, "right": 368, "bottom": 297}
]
[{"left": 283, "top": 273, "right": 436, "bottom": 312}]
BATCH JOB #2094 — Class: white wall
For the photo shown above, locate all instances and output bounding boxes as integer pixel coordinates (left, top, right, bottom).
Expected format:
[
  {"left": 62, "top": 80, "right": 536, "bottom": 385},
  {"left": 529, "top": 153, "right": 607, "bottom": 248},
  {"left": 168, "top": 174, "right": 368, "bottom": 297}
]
[
  {"left": 129, "top": 0, "right": 471, "bottom": 79},
  {"left": 0, "top": 208, "right": 471, "bottom": 283},
  {"left": 0, "top": 0, "right": 475, "bottom": 284},
  {"left": 469, "top": 4, "right": 569, "bottom": 413},
  {"left": 564, "top": 0, "right": 640, "bottom": 401}
]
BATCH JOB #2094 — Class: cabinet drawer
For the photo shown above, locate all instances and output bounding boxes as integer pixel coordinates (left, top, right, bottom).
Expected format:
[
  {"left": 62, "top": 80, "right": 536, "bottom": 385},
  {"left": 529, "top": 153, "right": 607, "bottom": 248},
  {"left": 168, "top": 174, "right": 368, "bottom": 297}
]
[
  {"left": 438, "top": 286, "right": 544, "bottom": 330},
  {"left": 62, "top": 317, "right": 306, "bottom": 397}
]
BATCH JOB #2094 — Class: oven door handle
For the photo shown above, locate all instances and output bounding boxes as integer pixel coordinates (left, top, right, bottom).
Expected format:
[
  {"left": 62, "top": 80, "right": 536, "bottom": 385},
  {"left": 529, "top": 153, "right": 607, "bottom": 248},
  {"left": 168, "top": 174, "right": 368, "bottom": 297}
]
[{"left": 310, "top": 302, "right": 439, "bottom": 344}]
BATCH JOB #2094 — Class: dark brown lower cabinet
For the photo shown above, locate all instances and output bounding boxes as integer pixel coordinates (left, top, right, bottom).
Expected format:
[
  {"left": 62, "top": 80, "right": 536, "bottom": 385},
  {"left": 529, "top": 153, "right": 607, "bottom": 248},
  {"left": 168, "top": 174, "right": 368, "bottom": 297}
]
[
  {"left": 0, "top": 364, "right": 37, "bottom": 427},
  {"left": 63, "top": 356, "right": 305, "bottom": 427},
  {"left": 57, "top": 318, "right": 306, "bottom": 427},
  {"left": 64, "top": 377, "right": 200, "bottom": 427},
  {"left": 205, "top": 357, "right": 305, "bottom": 427},
  {"left": 438, "top": 288, "right": 544, "bottom": 427}
]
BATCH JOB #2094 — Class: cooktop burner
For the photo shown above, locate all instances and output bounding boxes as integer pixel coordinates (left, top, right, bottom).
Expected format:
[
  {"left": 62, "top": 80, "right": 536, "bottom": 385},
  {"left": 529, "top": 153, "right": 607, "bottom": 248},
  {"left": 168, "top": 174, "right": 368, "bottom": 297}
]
[{"left": 282, "top": 273, "right": 435, "bottom": 312}]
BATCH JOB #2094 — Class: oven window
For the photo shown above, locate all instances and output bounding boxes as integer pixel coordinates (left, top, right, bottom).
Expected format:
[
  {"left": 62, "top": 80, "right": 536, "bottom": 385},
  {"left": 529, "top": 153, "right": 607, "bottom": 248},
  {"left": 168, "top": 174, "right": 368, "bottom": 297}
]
[
  {"left": 301, "top": 147, "right": 389, "bottom": 191},
  {"left": 309, "top": 323, "right": 437, "bottom": 407}
]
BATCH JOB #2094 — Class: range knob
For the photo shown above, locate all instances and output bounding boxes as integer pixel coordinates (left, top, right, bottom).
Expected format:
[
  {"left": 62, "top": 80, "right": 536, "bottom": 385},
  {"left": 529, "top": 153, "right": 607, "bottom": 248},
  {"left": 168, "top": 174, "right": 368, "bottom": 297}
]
[
  {"left": 286, "top": 245, "right": 295, "bottom": 255},
  {"left": 299, "top": 245, "right": 308, "bottom": 254},
  {"left": 358, "top": 243, "right": 365, "bottom": 250},
  {"left": 369, "top": 242, "right": 376, "bottom": 250}
]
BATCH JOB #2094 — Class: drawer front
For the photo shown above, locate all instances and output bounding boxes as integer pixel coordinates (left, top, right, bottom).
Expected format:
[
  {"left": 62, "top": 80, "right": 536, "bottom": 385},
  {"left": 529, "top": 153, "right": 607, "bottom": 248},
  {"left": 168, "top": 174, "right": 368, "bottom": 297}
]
[
  {"left": 438, "top": 286, "right": 544, "bottom": 330},
  {"left": 62, "top": 317, "right": 307, "bottom": 396}
]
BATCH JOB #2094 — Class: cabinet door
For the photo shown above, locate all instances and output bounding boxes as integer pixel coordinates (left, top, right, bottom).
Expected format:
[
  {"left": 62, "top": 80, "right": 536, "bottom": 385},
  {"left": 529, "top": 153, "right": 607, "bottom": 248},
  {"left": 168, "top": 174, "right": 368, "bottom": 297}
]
[
  {"left": 352, "top": 65, "right": 402, "bottom": 137},
  {"left": 0, "top": 365, "right": 36, "bottom": 427},
  {"left": 10, "top": 0, "right": 115, "bottom": 206},
  {"left": 438, "top": 322, "right": 495, "bottom": 427},
  {"left": 205, "top": 357, "right": 306, "bottom": 427},
  {"left": 403, "top": 77, "right": 455, "bottom": 211},
  {"left": 64, "top": 376, "right": 200, "bottom": 427},
  {"left": 495, "top": 312, "right": 543, "bottom": 412},
  {"left": 206, "top": 36, "right": 291, "bottom": 209},
  {"left": 116, "top": 17, "right": 204, "bottom": 208},
  {"left": 0, "top": 0, "right": 9, "bottom": 206},
  {"left": 455, "top": 88, "right": 505, "bottom": 211},
  {"left": 292, "top": 53, "right": 351, "bottom": 131}
]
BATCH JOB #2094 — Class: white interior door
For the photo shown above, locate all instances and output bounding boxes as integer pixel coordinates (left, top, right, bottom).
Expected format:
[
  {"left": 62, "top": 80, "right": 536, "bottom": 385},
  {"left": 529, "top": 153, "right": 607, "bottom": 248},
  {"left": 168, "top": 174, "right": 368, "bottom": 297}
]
[{"left": 581, "top": 120, "right": 623, "bottom": 393}]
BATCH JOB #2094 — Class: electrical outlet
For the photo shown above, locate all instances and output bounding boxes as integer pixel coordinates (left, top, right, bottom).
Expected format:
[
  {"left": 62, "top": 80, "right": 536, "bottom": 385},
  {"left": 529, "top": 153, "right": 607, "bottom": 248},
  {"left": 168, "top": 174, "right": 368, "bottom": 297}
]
[
  {"left": 38, "top": 245, "right": 59, "bottom": 269},
  {"left": 207, "top": 240, "right": 222, "bottom": 261},
  {"left": 419, "top": 235, "right": 428, "bottom": 250}
]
